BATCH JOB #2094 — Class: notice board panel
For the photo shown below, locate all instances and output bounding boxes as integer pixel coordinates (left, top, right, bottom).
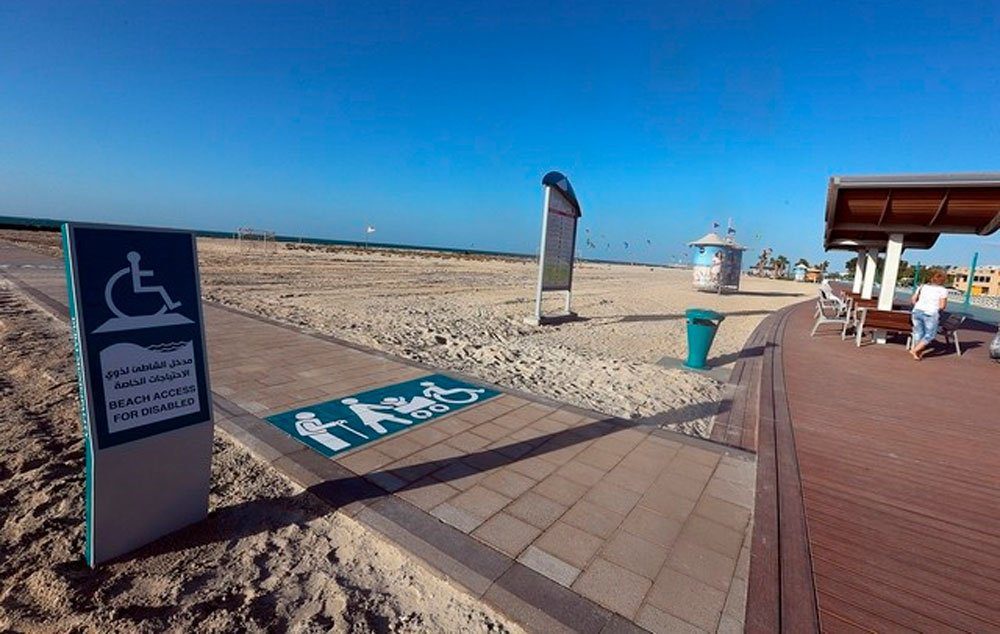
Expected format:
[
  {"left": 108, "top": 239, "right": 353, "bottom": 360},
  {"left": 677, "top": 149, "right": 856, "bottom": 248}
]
[{"left": 540, "top": 186, "right": 579, "bottom": 291}]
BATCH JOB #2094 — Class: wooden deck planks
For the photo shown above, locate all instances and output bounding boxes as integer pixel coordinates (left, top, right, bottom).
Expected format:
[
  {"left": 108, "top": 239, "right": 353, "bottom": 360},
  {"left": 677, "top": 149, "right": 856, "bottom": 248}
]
[
  {"left": 746, "top": 303, "right": 820, "bottom": 632},
  {"left": 710, "top": 305, "right": 776, "bottom": 451},
  {"left": 778, "top": 301, "right": 1000, "bottom": 630}
]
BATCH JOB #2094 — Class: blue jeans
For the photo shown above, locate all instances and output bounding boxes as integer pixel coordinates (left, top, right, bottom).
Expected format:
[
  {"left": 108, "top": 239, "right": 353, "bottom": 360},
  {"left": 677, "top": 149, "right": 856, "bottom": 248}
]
[{"left": 911, "top": 309, "right": 939, "bottom": 345}]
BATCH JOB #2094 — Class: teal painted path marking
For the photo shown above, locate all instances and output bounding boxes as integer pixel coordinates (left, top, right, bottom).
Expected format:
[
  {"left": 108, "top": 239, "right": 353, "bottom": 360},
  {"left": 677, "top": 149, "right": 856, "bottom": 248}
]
[{"left": 265, "top": 373, "right": 500, "bottom": 458}]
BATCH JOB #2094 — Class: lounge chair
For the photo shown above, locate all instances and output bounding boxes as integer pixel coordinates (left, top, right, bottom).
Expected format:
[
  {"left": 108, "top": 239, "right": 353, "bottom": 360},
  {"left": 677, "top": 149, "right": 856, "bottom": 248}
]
[{"left": 811, "top": 291, "right": 852, "bottom": 338}]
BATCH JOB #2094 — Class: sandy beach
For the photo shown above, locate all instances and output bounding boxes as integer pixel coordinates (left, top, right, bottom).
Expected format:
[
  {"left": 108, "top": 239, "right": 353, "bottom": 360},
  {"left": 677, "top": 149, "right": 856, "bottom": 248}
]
[
  {"left": 197, "top": 239, "right": 807, "bottom": 437},
  {"left": 0, "top": 230, "right": 808, "bottom": 438},
  {"left": 0, "top": 273, "right": 519, "bottom": 633},
  {"left": 0, "top": 230, "right": 803, "bottom": 631}
]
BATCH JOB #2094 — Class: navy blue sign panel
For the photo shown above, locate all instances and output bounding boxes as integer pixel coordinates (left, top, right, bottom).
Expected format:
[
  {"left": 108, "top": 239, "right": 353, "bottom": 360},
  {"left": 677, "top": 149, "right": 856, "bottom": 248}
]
[
  {"left": 64, "top": 225, "right": 211, "bottom": 449},
  {"left": 266, "top": 374, "right": 500, "bottom": 458}
]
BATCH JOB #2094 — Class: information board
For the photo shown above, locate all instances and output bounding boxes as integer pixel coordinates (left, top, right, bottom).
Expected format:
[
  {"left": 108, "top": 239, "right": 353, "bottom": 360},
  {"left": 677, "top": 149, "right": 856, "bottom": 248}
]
[
  {"left": 531, "top": 172, "right": 583, "bottom": 324},
  {"left": 63, "top": 223, "right": 214, "bottom": 566},
  {"left": 541, "top": 187, "right": 579, "bottom": 291}
]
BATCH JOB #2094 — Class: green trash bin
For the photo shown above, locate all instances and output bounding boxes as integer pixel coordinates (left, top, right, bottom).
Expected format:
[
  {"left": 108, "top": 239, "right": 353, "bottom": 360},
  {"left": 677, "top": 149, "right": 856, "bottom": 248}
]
[{"left": 684, "top": 308, "right": 725, "bottom": 370}]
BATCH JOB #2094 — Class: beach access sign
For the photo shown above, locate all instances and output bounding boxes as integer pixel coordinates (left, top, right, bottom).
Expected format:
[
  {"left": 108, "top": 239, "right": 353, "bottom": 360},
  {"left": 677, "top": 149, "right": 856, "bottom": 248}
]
[
  {"left": 265, "top": 374, "right": 499, "bottom": 458},
  {"left": 530, "top": 171, "right": 582, "bottom": 324},
  {"left": 63, "top": 223, "right": 213, "bottom": 567}
]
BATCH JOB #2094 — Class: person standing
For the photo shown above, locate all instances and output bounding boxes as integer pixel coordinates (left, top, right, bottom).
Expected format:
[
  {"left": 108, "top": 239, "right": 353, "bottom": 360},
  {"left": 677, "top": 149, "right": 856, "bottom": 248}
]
[{"left": 909, "top": 270, "right": 950, "bottom": 360}]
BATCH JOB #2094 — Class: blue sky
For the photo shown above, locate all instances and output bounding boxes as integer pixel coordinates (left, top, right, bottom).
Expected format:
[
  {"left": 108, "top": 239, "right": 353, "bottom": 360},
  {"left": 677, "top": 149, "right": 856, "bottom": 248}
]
[{"left": 2, "top": 1, "right": 998, "bottom": 268}]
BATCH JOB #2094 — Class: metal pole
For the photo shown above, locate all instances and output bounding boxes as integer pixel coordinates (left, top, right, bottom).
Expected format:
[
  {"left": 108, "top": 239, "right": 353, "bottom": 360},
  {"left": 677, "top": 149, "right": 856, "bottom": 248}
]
[
  {"left": 963, "top": 251, "right": 979, "bottom": 310},
  {"left": 533, "top": 187, "right": 551, "bottom": 324},
  {"left": 912, "top": 262, "right": 921, "bottom": 291}
]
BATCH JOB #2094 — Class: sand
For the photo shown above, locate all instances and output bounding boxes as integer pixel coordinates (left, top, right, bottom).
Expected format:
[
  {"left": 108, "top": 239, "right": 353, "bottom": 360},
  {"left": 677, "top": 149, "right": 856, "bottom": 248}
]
[
  {"left": 0, "top": 230, "right": 804, "bottom": 632},
  {"left": 0, "top": 280, "right": 518, "bottom": 633},
  {"left": 0, "top": 230, "right": 808, "bottom": 438},
  {"left": 198, "top": 239, "right": 807, "bottom": 437}
]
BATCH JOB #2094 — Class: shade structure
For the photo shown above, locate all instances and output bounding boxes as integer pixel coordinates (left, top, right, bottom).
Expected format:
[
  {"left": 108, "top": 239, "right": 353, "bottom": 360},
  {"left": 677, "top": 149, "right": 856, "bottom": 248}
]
[{"left": 824, "top": 173, "right": 1000, "bottom": 252}]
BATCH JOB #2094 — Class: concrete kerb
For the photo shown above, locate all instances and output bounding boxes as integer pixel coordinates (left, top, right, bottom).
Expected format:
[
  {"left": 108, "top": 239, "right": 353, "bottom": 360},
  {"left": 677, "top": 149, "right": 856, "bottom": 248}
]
[{"left": 0, "top": 266, "right": 71, "bottom": 320}]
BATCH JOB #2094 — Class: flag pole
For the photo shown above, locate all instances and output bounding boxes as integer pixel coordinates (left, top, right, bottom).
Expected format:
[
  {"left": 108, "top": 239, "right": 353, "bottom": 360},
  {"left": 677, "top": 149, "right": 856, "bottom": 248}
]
[{"left": 962, "top": 252, "right": 978, "bottom": 310}]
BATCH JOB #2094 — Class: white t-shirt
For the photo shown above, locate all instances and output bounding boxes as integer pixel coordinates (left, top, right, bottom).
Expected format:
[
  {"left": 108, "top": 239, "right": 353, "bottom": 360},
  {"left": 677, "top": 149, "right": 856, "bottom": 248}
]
[{"left": 914, "top": 284, "right": 949, "bottom": 315}]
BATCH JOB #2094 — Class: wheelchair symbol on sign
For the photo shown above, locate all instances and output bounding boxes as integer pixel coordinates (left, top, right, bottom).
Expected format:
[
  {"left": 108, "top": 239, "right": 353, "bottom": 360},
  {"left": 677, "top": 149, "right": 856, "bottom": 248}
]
[{"left": 93, "top": 251, "right": 194, "bottom": 334}]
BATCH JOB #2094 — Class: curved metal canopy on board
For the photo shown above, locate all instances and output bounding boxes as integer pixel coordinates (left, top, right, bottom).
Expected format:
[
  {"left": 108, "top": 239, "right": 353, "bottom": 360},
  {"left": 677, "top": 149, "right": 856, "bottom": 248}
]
[
  {"left": 823, "top": 173, "right": 1000, "bottom": 252},
  {"left": 542, "top": 171, "right": 582, "bottom": 217}
]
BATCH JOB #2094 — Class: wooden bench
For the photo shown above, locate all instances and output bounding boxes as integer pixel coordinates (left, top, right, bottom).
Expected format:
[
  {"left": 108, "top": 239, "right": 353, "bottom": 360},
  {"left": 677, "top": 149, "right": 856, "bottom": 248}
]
[{"left": 854, "top": 307, "right": 912, "bottom": 347}]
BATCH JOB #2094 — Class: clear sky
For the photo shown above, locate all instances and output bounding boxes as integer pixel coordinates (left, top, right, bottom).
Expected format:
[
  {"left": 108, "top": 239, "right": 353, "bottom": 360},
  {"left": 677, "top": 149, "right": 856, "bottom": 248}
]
[{"left": 2, "top": 1, "right": 998, "bottom": 268}]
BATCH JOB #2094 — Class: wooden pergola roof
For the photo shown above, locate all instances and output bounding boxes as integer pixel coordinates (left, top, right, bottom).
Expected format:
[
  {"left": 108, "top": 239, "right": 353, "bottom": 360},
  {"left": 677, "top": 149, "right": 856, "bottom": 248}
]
[{"left": 824, "top": 173, "right": 1000, "bottom": 251}]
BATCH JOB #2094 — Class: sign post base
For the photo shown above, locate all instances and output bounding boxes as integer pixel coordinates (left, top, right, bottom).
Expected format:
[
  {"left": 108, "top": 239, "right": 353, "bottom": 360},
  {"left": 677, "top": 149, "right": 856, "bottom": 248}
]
[{"left": 523, "top": 311, "right": 580, "bottom": 326}]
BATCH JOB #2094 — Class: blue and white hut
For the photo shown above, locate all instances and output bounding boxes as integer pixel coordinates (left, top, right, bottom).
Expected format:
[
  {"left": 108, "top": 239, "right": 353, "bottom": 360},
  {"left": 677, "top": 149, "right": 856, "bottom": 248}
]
[
  {"left": 689, "top": 225, "right": 746, "bottom": 293},
  {"left": 793, "top": 263, "right": 808, "bottom": 282}
]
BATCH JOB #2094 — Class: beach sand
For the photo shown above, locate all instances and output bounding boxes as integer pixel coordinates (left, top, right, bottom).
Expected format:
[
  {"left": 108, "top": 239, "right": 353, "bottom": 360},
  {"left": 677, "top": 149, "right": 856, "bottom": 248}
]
[
  {"left": 0, "top": 277, "right": 518, "bottom": 633},
  {"left": 198, "top": 239, "right": 807, "bottom": 437},
  {"left": 1, "top": 230, "right": 804, "bottom": 631},
  {"left": 0, "top": 229, "right": 808, "bottom": 437}
]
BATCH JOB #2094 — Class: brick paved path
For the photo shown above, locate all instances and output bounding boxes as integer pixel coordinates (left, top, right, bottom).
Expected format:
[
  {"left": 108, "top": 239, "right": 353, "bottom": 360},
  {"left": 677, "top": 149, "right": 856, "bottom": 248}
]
[{"left": 1, "top": 239, "right": 755, "bottom": 633}]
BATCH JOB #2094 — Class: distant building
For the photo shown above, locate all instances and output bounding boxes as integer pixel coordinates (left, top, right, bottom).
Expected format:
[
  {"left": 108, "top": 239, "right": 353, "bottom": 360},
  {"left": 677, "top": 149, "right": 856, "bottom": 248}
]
[
  {"left": 804, "top": 267, "right": 823, "bottom": 283},
  {"left": 948, "top": 265, "right": 1000, "bottom": 296},
  {"left": 793, "top": 264, "right": 823, "bottom": 283}
]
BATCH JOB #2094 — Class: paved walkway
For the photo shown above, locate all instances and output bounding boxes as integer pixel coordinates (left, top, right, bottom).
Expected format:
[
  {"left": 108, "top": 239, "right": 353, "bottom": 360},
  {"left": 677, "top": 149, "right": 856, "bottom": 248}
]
[
  {"left": 740, "top": 298, "right": 1000, "bottom": 632},
  {"left": 1, "top": 239, "right": 755, "bottom": 633}
]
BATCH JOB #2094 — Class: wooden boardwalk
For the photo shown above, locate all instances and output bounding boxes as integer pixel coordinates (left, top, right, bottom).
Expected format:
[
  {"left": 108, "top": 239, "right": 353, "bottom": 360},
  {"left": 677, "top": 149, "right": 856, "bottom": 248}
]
[{"left": 746, "top": 299, "right": 1000, "bottom": 632}]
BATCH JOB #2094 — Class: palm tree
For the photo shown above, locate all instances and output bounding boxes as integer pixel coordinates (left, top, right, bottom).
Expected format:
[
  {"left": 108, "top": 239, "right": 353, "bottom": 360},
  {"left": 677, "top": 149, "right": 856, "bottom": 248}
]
[
  {"left": 775, "top": 255, "right": 790, "bottom": 277},
  {"left": 795, "top": 257, "right": 810, "bottom": 268}
]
